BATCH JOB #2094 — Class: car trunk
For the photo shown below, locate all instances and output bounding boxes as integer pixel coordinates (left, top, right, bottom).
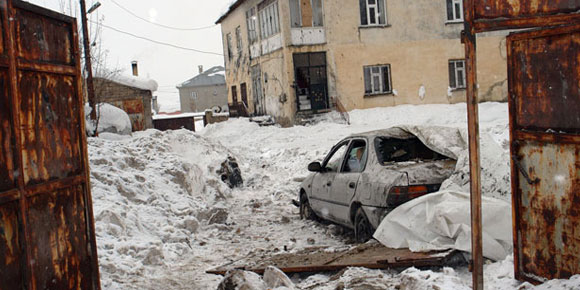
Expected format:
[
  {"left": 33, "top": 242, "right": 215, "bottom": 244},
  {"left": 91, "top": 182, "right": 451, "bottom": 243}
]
[{"left": 375, "top": 136, "right": 457, "bottom": 207}]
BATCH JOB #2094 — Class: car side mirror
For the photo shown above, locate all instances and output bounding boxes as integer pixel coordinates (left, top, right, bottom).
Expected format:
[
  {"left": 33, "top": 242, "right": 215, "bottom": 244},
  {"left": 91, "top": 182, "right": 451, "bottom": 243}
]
[{"left": 308, "top": 162, "right": 322, "bottom": 172}]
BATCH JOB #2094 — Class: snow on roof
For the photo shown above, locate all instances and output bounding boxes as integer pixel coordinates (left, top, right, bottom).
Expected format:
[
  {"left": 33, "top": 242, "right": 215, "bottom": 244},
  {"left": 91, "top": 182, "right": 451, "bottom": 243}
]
[
  {"left": 177, "top": 66, "right": 226, "bottom": 88},
  {"left": 98, "top": 73, "right": 159, "bottom": 92}
]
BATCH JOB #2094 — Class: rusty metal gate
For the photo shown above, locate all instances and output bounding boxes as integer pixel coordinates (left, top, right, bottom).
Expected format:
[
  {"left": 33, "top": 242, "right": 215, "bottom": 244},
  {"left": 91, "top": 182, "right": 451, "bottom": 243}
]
[
  {"left": 507, "top": 24, "right": 580, "bottom": 284},
  {"left": 463, "top": 0, "right": 580, "bottom": 288},
  {"left": 0, "top": 1, "right": 100, "bottom": 289}
]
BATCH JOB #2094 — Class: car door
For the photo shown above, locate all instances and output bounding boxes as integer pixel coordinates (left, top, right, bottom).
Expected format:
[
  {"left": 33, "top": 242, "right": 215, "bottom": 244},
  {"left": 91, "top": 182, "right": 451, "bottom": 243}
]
[
  {"left": 310, "top": 140, "right": 350, "bottom": 222},
  {"left": 329, "top": 139, "right": 368, "bottom": 225}
]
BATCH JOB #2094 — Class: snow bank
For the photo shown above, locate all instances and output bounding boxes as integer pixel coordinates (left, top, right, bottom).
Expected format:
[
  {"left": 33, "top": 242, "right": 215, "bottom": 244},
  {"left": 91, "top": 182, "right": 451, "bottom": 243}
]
[
  {"left": 85, "top": 103, "right": 132, "bottom": 135},
  {"left": 89, "top": 129, "right": 234, "bottom": 289}
]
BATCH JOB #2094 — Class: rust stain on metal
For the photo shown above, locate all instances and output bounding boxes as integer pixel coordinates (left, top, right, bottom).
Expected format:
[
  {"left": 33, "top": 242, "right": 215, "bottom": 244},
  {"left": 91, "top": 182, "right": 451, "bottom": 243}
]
[
  {"left": 0, "top": 0, "right": 101, "bottom": 289},
  {"left": 27, "top": 186, "right": 92, "bottom": 289},
  {"left": 0, "top": 69, "right": 15, "bottom": 192},
  {"left": 471, "top": 1, "right": 580, "bottom": 32},
  {"left": 18, "top": 71, "right": 82, "bottom": 185},
  {"left": 14, "top": 7, "right": 73, "bottom": 65},
  {"left": 508, "top": 25, "right": 580, "bottom": 284},
  {"left": 0, "top": 202, "right": 24, "bottom": 290},
  {"left": 509, "top": 26, "right": 580, "bottom": 134},
  {"left": 475, "top": 0, "right": 580, "bottom": 20}
]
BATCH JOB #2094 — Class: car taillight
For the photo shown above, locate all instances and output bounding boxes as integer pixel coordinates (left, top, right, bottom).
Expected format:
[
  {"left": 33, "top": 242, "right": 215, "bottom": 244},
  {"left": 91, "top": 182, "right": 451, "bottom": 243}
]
[{"left": 387, "top": 184, "right": 441, "bottom": 207}]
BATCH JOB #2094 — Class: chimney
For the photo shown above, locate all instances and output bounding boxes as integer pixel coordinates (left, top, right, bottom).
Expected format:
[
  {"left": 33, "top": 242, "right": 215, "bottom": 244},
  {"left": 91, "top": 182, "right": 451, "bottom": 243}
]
[
  {"left": 198, "top": 65, "right": 203, "bottom": 74},
  {"left": 131, "top": 61, "right": 139, "bottom": 76}
]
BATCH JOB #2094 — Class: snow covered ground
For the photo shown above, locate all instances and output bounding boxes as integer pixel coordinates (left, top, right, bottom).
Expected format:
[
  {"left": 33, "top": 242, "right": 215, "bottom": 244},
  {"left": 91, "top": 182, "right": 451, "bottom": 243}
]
[{"left": 88, "top": 102, "right": 579, "bottom": 289}]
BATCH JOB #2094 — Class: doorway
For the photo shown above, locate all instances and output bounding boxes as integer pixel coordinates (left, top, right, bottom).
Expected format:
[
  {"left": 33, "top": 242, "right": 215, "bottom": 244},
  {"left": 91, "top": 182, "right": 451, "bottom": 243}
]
[{"left": 293, "top": 52, "right": 329, "bottom": 111}]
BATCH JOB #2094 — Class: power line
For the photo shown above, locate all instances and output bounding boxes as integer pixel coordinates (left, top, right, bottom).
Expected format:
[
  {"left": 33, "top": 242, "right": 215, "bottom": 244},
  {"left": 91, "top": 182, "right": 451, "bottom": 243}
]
[
  {"left": 109, "top": 0, "right": 217, "bottom": 31},
  {"left": 91, "top": 20, "right": 224, "bottom": 56}
]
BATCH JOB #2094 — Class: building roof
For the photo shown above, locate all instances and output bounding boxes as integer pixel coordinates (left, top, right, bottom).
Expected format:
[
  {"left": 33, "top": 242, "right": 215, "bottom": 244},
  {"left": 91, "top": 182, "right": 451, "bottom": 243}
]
[
  {"left": 95, "top": 73, "right": 158, "bottom": 92},
  {"left": 177, "top": 66, "right": 226, "bottom": 88},
  {"left": 216, "top": 0, "right": 246, "bottom": 24}
]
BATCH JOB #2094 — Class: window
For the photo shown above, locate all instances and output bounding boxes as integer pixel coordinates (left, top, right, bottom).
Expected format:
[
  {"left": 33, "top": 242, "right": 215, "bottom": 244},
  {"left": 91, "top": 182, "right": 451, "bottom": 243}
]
[
  {"left": 290, "top": 0, "right": 324, "bottom": 28},
  {"left": 191, "top": 91, "right": 198, "bottom": 99},
  {"left": 246, "top": 8, "right": 258, "bottom": 44},
  {"left": 343, "top": 140, "right": 367, "bottom": 173},
  {"left": 363, "top": 65, "right": 392, "bottom": 95},
  {"left": 324, "top": 141, "right": 349, "bottom": 172},
  {"left": 449, "top": 59, "right": 466, "bottom": 89},
  {"left": 446, "top": 0, "right": 463, "bottom": 22},
  {"left": 374, "top": 137, "right": 450, "bottom": 165},
  {"left": 226, "top": 33, "right": 233, "bottom": 60},
  {"left": 359, "top": 0, "right": 386, "bottom": 26},
  {"left": 235, "top": 26, "right": 242, "bottom": 55},
  {"left": 258, "top": 0, "right": 280, "bottom": 39},
  {"left": 231, "top": 85, "right": 238, "bottom": 103}
]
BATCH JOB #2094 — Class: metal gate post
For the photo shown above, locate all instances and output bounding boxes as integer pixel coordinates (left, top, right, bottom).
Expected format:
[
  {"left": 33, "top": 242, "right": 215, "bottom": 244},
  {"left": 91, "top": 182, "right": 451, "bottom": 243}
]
[{"left": 463, "top": 0, "right": 484, "bottom": 289}]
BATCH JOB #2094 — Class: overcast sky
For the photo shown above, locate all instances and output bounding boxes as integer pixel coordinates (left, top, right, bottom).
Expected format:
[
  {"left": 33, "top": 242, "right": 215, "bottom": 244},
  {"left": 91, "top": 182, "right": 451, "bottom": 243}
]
[{"left": 25, "top": 0, "right": 234, "bottom": 112}]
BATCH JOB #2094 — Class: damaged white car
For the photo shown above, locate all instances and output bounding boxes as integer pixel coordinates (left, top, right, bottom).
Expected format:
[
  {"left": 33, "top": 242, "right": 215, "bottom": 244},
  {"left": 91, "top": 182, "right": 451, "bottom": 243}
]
[{"left": 298, "top": 127, "right": 457, "bottom": 242}]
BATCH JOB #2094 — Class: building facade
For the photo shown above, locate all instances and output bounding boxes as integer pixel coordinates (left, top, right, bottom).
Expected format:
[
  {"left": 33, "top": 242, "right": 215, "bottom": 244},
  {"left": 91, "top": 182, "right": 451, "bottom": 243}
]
[
  {"left": 177, "top": 66, "right": 228, "bottom": 113},
  {"left": 217, "top": 0, "right": 508, "bottom": 126}
]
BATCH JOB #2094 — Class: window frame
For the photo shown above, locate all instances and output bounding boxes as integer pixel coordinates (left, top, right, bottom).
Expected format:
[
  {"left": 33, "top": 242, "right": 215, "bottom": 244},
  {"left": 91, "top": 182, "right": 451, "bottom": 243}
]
[
  {"left": 449, "top": 59, "right": 466, "bottom": 90},
  {"left": 290, "top": 0, "right": 324, "bottom": 28},
  {"left": 258, "top": 1, "right": 280, "bottom": 39},
  {"left": 226, "top": 33, "right": 233, "bottom": 61},
  {"left": 235, "top": 26, "right": 242, "bottom": 55},
  {"left": 446, "top": 0, "right": 463, "bottom": 23},
  {"left": 322, "top": 140, "right": 350, "bottom": 173},
  {"left": 363, "top": 64, "right": 393, "bottom": 96},
  {"left": 246, "top": 8, "right": 258, "bottom": 44},
  {"left": 360, "top": 0, "right": 387, "bottom": 27}
]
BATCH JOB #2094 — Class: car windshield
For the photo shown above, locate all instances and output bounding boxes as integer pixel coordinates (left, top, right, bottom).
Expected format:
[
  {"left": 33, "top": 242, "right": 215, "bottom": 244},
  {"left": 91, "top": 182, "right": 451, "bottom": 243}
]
[{"left": 374, "top": 136, "right": 449, "bottom": 164}]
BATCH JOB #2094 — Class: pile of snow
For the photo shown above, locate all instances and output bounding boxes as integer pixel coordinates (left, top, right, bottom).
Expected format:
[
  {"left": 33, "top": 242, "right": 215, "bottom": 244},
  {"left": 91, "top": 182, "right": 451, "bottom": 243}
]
[
  {"left": 85, "top": 103, "right": 132, "bottom": 135},
  {"left": 90, "top": 130, "right": 235, "bottom": 289}
]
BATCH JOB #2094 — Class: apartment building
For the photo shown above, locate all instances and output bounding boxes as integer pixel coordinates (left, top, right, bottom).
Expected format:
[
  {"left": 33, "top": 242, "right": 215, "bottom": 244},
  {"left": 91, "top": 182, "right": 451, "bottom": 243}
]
[{"left": 216, "top": 0, "right": 507, "bottom": 126}]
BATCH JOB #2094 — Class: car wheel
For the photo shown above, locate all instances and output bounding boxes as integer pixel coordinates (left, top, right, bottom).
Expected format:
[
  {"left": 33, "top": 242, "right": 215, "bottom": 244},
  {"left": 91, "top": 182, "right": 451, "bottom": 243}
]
[
  {"left": 354, "top": 208, "right": 374, "bottom": 243},
  {"left": 300, "top": 194, "right": 317, "bottom": 221}
]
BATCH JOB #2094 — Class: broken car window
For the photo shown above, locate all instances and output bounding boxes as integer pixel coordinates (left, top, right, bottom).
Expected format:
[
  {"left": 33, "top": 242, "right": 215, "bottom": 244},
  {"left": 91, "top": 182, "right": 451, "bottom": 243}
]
[{"left": 374, "top": 137, "right": 448, "bottom": 164}]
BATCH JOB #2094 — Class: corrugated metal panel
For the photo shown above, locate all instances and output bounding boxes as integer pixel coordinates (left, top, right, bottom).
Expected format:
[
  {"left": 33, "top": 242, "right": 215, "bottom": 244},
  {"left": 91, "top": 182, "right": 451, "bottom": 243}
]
[
  {"left": 508, "top": 24, "right": 580, "bottom": 284},
  {"left": 0, "top": 0, "right": 100, "bottom": 289}
]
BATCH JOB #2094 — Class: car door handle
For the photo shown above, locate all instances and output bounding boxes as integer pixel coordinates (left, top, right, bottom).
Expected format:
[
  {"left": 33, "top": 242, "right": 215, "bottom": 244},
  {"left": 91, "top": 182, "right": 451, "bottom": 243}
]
[{"left": 349, "top": 182, "right": 356, "bottom": 189}]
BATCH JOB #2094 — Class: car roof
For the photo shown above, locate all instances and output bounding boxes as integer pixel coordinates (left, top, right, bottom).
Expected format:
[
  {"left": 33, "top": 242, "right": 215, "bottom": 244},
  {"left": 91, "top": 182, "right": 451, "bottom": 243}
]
[{"left": 343, "top": 127, "right": 415, "bottom": 141}]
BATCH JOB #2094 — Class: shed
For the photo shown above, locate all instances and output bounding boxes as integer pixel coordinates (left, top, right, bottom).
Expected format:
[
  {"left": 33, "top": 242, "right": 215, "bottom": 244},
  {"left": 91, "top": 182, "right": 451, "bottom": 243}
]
[{"left": 94, "top": 74, "right": 157, "bottom": 131}]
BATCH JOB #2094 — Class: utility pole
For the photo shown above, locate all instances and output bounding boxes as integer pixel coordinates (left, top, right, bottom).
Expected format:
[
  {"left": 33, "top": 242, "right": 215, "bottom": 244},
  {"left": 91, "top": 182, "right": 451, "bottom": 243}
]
[{"left": 80, "top": 0, "right": 97, "bottom": 129}]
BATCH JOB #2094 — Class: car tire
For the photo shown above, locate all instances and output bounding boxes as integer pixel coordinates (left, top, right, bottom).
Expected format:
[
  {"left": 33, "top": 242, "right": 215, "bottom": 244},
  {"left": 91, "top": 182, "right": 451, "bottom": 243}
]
[
  {"left": 300, "top": 194, "right": 317, "bottom": 221},
  {"left": 354, "top": 208, "right": 374, "bottom": 243}
]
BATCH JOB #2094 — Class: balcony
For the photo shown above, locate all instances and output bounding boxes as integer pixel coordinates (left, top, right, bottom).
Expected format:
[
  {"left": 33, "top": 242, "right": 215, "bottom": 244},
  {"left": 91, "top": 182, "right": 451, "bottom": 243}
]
[{"left": 290, "top": 27, "right": 326, "bottom": 46}]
